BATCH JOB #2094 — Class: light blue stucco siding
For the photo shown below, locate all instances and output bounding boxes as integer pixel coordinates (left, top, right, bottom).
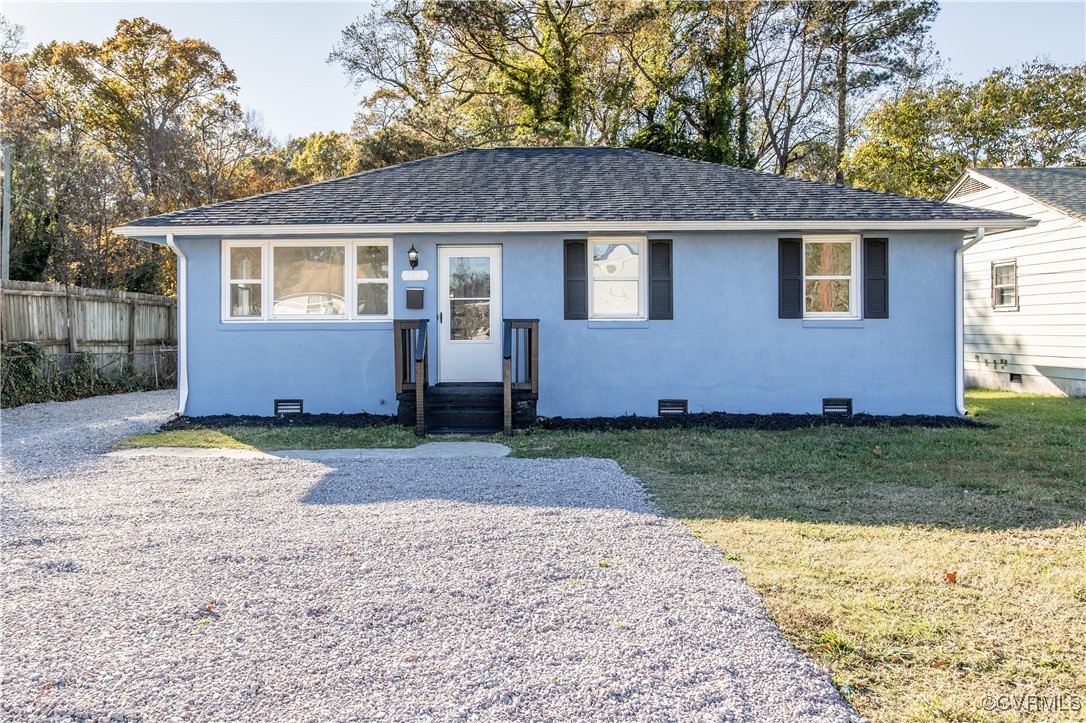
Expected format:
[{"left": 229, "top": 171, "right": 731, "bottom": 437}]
[
  {"left": 177, "top": 236, "right": 397, "bottom": 417},
  {"left": 175, "top": 230, "right": 961, "bottom": 418}
]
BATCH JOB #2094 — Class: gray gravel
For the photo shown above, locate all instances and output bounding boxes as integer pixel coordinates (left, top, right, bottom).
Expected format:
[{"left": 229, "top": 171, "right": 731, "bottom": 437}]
[
  {"left": 1, "top": 390, "right": 176, "bottom": 478},
  {"left": 2, "top": 392, "right": 858, "bottom": 722}
]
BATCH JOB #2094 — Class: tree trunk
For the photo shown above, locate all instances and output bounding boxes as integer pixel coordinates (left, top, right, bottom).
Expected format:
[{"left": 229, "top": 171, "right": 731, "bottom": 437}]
[{"left": 834, "top": 12, "right": 848, "bottom": 185}]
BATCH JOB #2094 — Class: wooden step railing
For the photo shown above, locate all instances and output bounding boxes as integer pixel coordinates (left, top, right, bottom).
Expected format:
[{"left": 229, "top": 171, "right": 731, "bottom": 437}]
[
  {"left": 502, "top": 319, "right": 539, "bottom": 436},
  {"left": 394, "top": 319, "right": 429, "bottom": 435}
]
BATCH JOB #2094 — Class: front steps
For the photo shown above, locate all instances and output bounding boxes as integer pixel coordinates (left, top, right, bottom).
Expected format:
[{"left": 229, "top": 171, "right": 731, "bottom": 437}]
[{"left": 396, "top": 382, "right": 538, "bottom": 434}]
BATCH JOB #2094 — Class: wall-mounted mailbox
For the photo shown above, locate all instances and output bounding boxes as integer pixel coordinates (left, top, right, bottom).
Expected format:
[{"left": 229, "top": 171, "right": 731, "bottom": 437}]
[{"left": 406, "top": 287, "right": 424, "bottom": 310}]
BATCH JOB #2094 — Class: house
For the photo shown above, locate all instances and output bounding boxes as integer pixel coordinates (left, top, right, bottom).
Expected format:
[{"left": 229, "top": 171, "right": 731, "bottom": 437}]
[
  {"left": 944, "top": 167, "right": 1086, "bottom": 396},
  {"left": 114, "top": 147, "right": 1032, "bottom": 431}
]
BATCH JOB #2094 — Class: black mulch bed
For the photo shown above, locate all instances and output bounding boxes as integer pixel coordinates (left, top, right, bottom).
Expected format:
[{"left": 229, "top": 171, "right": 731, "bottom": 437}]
[
  {"left": 162, "top": 410, "right": 989, "bottom": 433},
  {"left": 160, "top": 412, "right": 397, "bottom": 432},
  {"left": 529, "top": 412, "right": 990, "bottom": 432}
]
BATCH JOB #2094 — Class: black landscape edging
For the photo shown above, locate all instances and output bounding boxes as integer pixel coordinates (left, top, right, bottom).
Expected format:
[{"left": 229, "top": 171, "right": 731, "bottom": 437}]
[
  {"left": 528, "top": 411, "right": 989, "bottom": 433},
  {"left": 161, "top": 410, "right": 989, "bottom": 433},
  {"left": 160, "top": 412, "right": 397, "bottom": 432}
]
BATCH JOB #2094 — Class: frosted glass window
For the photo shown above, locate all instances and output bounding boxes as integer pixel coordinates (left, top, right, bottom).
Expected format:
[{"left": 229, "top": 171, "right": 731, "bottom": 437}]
[{"left": 591, "top": 242, "right": 642, "bottom": 318}]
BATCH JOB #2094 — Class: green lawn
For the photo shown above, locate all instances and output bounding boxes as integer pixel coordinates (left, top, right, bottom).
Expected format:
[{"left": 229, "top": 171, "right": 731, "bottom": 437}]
[
  {"left": 510, "top": 392, "right": 1086, "bottom": 721},
  {"left": 120, "top": 391, "right": 1085, "bottom": 720}
]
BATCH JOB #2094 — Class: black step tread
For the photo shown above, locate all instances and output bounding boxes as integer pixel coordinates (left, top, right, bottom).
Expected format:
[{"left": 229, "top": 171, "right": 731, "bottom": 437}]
[
  {"left": 428, "top": 409, "right": 502, "bottom": 423},
  {"left": 427, "top": 426, "right": 503, "bottom": 435},
  {"left": 434, "top": 382, "right": 502, "bottom": 388},
  {"left": 427, "top": 396, "right": 503, "bottom": 405},
  {"left": 430, "top": 382, "right": 501, "bottom": 388},
  {"left": 427, "top": 402, "right": 503, "bottom": 409}
]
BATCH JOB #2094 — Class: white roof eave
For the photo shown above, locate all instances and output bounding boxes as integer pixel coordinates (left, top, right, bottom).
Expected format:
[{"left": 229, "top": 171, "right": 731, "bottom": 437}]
[{"left": 114, "top": 217, "right": 1036, "bottom": 243}]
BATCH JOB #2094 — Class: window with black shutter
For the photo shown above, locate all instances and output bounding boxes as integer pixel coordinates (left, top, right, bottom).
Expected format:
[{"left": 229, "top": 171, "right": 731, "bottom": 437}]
[
  {"left": 564, "top": 239, "right": 588, "bottom": 320},
  {"left": 863, "top": 238, "right": 889, "bottom": 318},
  {"left": 778, "top": 238, "right": 803, "bottom": 318},
  {"left": 783, "top": 235, "right": 888, "bottom": 320}
]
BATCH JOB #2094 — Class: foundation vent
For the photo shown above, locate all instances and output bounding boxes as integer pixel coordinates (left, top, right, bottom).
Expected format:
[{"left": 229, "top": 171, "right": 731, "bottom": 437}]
[
  {"left": 658, "top": 399, "right": 689, "bottom": 416},
  {"left": 274, "top": 399, "right": 304, "bottom": 415},
  {"left": 822, "top": 398, "right": 853, "bottom": 416},
  {"left": 1009, "top": 373, "right": 1023, "bottom": 384}
]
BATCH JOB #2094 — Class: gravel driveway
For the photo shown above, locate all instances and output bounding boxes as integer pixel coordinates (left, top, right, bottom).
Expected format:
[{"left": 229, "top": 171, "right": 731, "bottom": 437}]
[{"left": 2, "top": 392, "right": 857, "bottom": 722}]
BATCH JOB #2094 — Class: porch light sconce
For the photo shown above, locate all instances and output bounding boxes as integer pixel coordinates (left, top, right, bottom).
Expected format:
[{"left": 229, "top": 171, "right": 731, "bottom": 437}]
[{"left": 407, "top": 245, "right": 419, "bottom": 269}]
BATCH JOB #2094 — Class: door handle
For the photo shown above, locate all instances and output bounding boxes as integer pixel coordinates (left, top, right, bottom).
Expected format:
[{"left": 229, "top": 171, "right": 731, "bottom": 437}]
[{"left": 439, "top": 311, "right": 443, "bottom": 323}]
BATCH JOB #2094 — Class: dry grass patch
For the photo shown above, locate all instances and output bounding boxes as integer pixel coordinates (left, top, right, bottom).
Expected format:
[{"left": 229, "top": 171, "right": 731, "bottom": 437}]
[
  {"left": 118, "top": 423, "right": 419, "bottom": 451},
  {"left": 692, "top": 520, "right": 1085, "bottom": 720},
  {"left": 119, "top": 429, "right": 255, "bottom": 449}
]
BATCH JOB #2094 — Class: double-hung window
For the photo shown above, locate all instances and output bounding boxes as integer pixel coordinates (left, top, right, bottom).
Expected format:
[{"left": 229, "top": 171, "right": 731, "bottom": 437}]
[
  {"left": 803, "top": 235, "right": 859, "bottom": 318},
  {"left": 222, "top": 240, "right": 392, "bottom": 321},
  {"left": 226, "top": 245, "right": 264, "bottom": 318},
  {"left": 589, "top": 237, "right": 646, "bottom": 319},
  {"left": 355, "top": 243, "right": 391, "bottom": 316},
  {"left": 992, "top": 260, "right": 1017, "bottom": 310}
]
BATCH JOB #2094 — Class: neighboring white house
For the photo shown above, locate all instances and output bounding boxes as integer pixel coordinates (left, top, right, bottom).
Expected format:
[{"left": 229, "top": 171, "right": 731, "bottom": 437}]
[{"left": 945, "top": 167, "right": 1086, "bottom": 396}]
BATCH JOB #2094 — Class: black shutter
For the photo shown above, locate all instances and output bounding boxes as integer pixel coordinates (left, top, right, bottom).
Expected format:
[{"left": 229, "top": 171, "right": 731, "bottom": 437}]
[
  {"left": 648, "top": 240, "right": 673, "bottom": 320},
  {"left": 778, "top": 238, "right": 803, "bottom": 319},
  {"left": 863, "top": 237, "right": 889, "bottom": 319},
  {"left": 564, "top": 240, "right": 588, "bottom": 320}
]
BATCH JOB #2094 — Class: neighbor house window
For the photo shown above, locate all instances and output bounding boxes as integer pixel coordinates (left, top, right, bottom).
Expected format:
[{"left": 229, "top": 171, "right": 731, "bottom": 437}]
[
  {"left": 222, "top": 240, "right": 392, "bottom": 321},
  {"left": 803, "top": 235, "right": 859, "bottom": 318},
  {"left": 589, "top": 237, "right": 645, "bottom": 319},
  {"left": 992, "top": 260, "right": 1017, "bottom": 310}
]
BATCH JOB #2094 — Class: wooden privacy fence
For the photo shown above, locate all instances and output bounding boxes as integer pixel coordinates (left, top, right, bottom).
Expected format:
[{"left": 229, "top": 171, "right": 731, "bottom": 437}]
[
  {"left": 0, "top": 280, "right": 177, "bottom": 395},
  {"left": 1, "top": 279, "right": 176, "bottom": 353}
]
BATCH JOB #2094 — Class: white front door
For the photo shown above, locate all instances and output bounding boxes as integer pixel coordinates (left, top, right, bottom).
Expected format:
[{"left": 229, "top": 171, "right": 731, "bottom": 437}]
[{"left": 438, "top": 246, "right": 502, "bottom": 382}]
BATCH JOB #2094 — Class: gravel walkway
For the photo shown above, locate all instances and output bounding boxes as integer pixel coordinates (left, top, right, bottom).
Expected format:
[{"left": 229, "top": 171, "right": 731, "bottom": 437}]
[{"left": 2, "top": 392, "right": 857, "bottom": 722}]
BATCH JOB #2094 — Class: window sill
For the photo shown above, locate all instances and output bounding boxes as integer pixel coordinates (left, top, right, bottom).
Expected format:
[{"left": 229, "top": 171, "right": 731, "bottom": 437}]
[
  {"left": 802, "top": 319, "right": 865, "bottom": 329},
  {"left": 220, "top": 320, "right": 394, "bottom": 331},
  {"left": 587, "top": 319, "right": 650, "bottom": 329}
]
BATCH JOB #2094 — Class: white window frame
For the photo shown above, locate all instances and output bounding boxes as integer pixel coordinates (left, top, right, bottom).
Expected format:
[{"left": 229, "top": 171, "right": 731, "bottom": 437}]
[
  {"left": 587, "top": 235, "right": 648, "bottom": 320},
  {"left": 991, "top": 259, "right": 1018, "bottom": 311},
  {"left": 353, "top": 241, "right": 394, "bottom": 319},
  {"left": 802, "top": 234, "right": 861, "bottom": 320},
  {"left": 221, "top": 239, "right": 393, "bottom": 322},
  {"left": 222, "top": 243, "right": 266, "bottom": 321}
]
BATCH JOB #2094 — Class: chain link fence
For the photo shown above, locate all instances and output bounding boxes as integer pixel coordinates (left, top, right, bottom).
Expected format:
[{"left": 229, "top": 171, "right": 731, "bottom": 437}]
[{"left": 1, "top": 342, "right": 177, "bottom": 408}]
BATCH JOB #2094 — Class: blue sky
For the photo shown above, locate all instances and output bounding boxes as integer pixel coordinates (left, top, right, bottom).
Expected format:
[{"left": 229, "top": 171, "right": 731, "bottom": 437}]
[{"left": 5, "top": 1, "right": 1085, "bottom": 141}]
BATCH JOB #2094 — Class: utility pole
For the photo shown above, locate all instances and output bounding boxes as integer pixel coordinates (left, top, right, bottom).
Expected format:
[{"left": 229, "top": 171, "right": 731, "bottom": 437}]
[{"left": 2, "top": 141, "right": 10, "bottom": 280}]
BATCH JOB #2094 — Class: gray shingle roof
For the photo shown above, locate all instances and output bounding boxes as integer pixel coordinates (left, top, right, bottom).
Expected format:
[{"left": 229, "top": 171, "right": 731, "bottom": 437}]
[
  {"left": 122, "top": 147, "right": 1024, "bottom": 228},
  {"left": 973, "top": 167, "right": 1086, "bottom": 222}
]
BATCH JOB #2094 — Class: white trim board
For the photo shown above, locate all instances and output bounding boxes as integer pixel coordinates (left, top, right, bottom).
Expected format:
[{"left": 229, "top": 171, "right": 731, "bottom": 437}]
[{"left": 114, "top": 217, "right": 1035, "bottom": 241}]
